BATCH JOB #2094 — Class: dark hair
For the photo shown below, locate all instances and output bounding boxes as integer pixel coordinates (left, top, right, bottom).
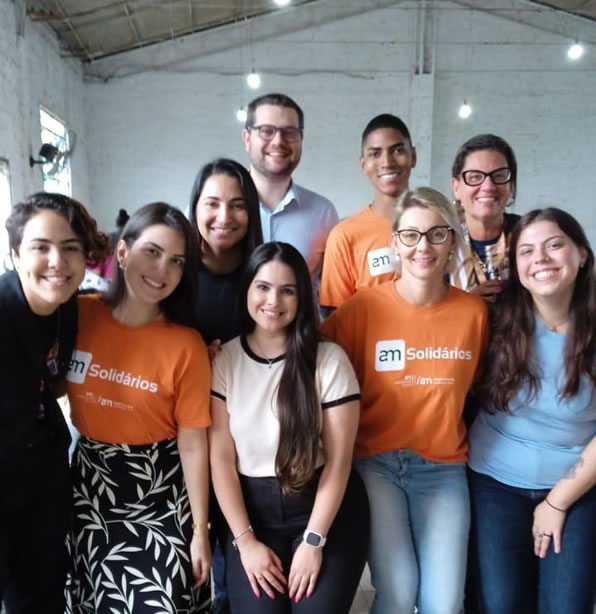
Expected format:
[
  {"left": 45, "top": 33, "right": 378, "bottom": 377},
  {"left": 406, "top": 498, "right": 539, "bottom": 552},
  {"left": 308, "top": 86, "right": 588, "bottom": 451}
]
[
  {"left": 188, "top": 158, "right": 263, "bottom": 263},
  {"left": 104, "top": 202, "right": 200, "bottom": 327},
  {"left": 451, "top": 134, "right": 518, "bottom": 199},
  {"left": 241, "top": 242, "right": 320, "bottom": 494},
  {"left": 6, "top": 192, "right": 109, "bottom": 267},
  {"left": 245, "top": 93, "right": 304, "bottom": 131},
  {"left": 476, "top": 208, "right": 595, "bottom": 411},
  {"left": 361, "top": 113, "right": 413, "bottom": 149},
  {"left": 115, "top": 209, "right": 130, "bottom": 229}
]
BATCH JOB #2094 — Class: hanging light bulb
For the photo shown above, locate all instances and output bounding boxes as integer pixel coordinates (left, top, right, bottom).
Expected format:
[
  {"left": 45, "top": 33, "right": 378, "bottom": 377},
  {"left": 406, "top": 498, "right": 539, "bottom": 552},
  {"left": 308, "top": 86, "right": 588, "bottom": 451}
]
[
  {"left": 274, "top": 0, "right": 291, "bottom": 6},
  {"left": 567, "top": 42, "right": 584, "bottom": 60},
  {"left": 246, "top": 71, "right": 261, "bottom": 89},
  {"left": 458, "top": 101, "right": 472, "bottom": 119},
  {"left": 236, "top": 107, "right": 248, "bottom": 123}
]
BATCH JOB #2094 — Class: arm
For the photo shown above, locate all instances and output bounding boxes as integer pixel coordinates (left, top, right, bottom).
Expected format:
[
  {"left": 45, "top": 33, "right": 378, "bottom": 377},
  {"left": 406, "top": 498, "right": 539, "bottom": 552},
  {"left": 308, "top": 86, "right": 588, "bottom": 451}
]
[
  {"left": 533, "top": 435, "right": 596, "bottom": 557},
  {"left": 209, "top": 397, "right": 287, "bottom": 599},
  {"left": 177, "top": 426, "right": 211, "bottom": 586},
  {"left": 288, "top": 398, "right": 360, "bottom": 602}
]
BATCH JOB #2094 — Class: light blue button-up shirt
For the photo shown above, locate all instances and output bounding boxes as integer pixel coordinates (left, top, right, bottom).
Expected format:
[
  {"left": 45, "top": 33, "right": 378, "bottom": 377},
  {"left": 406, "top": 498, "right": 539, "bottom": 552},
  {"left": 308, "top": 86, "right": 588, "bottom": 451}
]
[{"left": 259, "top": 183, "right": 339, "bottom": 284}]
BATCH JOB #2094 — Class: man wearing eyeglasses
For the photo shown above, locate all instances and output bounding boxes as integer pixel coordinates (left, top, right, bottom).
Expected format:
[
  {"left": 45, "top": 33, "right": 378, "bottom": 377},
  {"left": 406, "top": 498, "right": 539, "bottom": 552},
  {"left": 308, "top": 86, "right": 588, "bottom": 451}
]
[{"left": 242, "top": 93, "right": 339, "bottom": 287}]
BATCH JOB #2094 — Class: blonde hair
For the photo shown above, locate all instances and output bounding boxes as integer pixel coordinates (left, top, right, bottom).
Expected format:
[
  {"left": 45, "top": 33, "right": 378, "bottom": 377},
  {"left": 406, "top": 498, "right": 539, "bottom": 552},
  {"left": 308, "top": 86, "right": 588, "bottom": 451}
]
[{"left": 392, "top": 187, "right": 463, "bottom": 275}]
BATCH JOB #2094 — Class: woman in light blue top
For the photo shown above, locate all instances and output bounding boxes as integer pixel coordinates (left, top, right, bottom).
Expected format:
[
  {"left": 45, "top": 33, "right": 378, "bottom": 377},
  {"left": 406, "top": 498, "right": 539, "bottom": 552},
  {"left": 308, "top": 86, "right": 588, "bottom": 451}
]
[{"left": 468, "top": 208, "right": 595, "bottom": 614}]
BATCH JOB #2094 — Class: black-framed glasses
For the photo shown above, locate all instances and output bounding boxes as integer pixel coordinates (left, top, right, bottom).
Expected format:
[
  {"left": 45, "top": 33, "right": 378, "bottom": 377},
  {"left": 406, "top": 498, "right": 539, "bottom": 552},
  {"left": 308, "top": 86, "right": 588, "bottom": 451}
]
[
  {"left": 461, "top": 167, "right": 512, "bottom": 186},
  {"left": 394, "top": 226, "right": 453, "bottom": 247},
  {"left": 248, "top": 124, "right": 303, "bottom": 143}
]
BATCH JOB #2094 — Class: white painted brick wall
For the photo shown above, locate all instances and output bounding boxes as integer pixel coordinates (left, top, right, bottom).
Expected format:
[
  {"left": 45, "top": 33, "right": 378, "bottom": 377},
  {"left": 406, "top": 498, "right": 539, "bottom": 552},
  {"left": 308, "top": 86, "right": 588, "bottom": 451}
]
[{"left": 0, "top": 0, "right": 89, "bottom": 208}]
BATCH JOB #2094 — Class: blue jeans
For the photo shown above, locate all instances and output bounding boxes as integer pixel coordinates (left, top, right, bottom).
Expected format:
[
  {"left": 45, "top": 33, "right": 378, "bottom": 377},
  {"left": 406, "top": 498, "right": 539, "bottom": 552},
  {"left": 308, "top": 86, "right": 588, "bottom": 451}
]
[
  {"left": 354, "top": 450, "right": 469, "bottom": 614},
  {"left": 468, "top": 469, "right": 596, "bottom": 614}
]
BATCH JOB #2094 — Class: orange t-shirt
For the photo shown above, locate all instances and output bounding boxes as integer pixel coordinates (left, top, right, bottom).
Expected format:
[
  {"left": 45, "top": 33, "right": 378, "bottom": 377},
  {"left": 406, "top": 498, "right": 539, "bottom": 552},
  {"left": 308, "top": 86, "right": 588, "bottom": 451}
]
[
  {"left": 320, "top": 282, "right": 488, "bottom": 462},
  {"left": 320, "top": 206, "right": 396, "bottom": 308},
  {"left": 67, "top": 295, "right": 211, "bottom": 445}
]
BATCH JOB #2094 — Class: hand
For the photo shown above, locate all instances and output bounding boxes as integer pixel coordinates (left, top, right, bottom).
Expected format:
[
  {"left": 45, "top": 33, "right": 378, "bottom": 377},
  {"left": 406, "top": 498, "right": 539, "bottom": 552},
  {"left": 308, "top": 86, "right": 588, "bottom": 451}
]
[
  {"left": 238, "top": 536, "right": 287, "bottom": 599},
  {"left": 208, "top": 339, "right": 223, "bottom": 364},
  {"left": 532, "top": 499, "right": 567, "bottom": 558},
  {"left": 288, "top": 541, "right": 323, "bottom": 603},
  {"left": 190, "top": 530, "right": 212, "bottom": 587},
  {"left": 471, "top": 280, "right": 503, "bottom": 303}
]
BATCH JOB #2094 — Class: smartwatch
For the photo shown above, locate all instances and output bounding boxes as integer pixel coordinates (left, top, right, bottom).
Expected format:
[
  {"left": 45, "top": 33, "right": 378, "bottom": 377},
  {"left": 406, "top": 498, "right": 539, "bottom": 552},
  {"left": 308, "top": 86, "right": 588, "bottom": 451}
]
[{"left": 303, "top": 529, "right": 327, "bottom": 548}]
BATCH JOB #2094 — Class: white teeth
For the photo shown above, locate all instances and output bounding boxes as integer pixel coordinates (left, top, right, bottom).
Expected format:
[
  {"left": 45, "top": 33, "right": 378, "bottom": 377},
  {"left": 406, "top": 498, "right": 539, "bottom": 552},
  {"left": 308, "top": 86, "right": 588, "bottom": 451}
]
[
  {"left": 143, "top": 276, "right": 165, "bottom": 289},
  {"left": 44, "top": 276, "right": 68, "bottom": 283},
  {"left": 534, "top": 270, "right": 556, "bottom": 281}
]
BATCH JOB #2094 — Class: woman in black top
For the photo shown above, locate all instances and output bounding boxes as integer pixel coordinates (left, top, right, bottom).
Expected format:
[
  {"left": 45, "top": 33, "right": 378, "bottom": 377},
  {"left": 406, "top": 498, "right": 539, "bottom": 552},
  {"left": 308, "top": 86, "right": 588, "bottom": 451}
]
[
  {"left": 0, "top": 192, "right": 107, "bottom": 614},
  {"left": 189, "top": 158, "right": 263, "bottom": 346}
]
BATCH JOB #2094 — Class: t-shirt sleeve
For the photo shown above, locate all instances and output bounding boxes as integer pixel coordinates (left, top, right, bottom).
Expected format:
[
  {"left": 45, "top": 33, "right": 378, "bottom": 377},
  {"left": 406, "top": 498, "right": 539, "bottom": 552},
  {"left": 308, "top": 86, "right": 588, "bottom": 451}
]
[
  {"left": 210, "top": 345, "right": 228, "bottom": 401},
  {"left": 320, "top": 225, "right": 356, "bottom": 308},
  {"left": 317, "top": 342, "right": 360, "bottom": 409},
  {"left": 174, "top": 332, "right": 212, "bottom": 429}
]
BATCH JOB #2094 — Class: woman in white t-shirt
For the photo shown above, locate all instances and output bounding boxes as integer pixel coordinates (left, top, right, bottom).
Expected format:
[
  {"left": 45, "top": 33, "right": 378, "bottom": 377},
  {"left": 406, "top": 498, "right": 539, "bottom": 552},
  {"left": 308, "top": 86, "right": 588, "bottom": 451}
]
[{"left": 209, "top": 241, "right": 369, "bottom": 614}]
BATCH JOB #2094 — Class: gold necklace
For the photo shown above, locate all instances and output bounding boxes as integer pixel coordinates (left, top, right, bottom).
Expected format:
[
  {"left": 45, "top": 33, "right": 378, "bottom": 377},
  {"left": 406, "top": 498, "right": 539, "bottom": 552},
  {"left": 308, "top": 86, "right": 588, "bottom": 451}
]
[{"left": 541, "top": 315, "right": 569, "bottom": 333}]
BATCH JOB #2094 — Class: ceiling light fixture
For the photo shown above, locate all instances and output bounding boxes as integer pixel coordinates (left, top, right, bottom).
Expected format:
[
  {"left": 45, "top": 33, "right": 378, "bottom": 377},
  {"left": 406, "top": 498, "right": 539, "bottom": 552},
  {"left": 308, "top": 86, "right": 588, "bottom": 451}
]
[
  {"left": 458, "top": 101, "right": 472, "bottom": 119},
  {"left": 274, "top": 0, "right": 291, "bottom": 6},
  {"left": 236, "top": 107, "right": 248, "bottom": 123},
  {"left": 246, "top": 70, "right": 261, "bottom": 89},
  {"left": 567, "top": 42, "right": 584, "bottom": 60}
]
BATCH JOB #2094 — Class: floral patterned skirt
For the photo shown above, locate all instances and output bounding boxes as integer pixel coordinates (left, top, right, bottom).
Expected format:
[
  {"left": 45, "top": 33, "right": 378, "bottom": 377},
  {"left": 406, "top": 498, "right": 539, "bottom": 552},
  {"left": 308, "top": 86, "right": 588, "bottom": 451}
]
[{"left": 66, "top": 437, "right": 211, "bottom": 613}]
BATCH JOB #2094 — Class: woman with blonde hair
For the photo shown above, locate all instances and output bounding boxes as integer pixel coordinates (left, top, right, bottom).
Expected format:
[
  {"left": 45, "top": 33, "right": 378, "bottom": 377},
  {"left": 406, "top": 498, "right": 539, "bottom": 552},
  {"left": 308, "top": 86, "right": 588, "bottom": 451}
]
[{"left": 322, "top": 187, "right": 488, "bottom": 614}]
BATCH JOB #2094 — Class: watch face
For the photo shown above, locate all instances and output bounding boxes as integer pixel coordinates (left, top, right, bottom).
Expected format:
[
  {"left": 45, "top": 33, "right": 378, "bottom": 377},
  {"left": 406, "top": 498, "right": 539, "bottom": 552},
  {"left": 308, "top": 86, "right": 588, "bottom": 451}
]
[{"left": 305, "top": 531, "right": 321, "bottom": 547}]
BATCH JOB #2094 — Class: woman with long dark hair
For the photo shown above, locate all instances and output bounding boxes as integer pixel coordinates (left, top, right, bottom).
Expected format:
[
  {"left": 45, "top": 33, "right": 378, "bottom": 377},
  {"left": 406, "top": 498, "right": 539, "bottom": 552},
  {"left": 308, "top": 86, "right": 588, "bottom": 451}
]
[
  {"left": 1, "top": 192, "right": 107, "bottom": 613},
  {"left": 66, "top": 203, "right": 212, "bottom": 613},
  {"left": 209, "top": 242, "right": 369, "bottom": 614},
  {"left": 189, "top": 157, "right": 262, "bottom": 347},
  {"left": 468, "top": 208, "right": 596, "bottom": 614},
  {"left": 450, "top": 134, "right": 520, "bottom": 301},
  {"left": 321, "top": 188, "right": 488, "bottom": 614}
]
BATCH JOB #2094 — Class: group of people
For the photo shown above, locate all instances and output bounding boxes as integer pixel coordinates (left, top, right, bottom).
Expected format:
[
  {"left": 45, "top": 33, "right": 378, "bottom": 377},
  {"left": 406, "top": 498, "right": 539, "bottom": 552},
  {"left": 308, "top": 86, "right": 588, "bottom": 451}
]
[{"left": 0, "top": 91, "right": 594, "bottom": 614}]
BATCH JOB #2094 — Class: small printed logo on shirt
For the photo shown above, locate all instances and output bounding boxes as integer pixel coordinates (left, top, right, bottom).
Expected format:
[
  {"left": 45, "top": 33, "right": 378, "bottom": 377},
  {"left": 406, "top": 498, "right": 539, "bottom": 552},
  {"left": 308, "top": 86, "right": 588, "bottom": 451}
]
[
  {"left": 375, "top": 340, "right": 473, "bottom": 372},
  {"left": 67, "top": 350, "right": 159, "bottom": 393},
  {"left": 367, "top": 247, "right": 395, "bottom": 276},
  {"left": 67, "top": 350, "right": 93, "bottom": 383},
  {"left": 396, "top": 375, "right": 456, "bottom": 386}
]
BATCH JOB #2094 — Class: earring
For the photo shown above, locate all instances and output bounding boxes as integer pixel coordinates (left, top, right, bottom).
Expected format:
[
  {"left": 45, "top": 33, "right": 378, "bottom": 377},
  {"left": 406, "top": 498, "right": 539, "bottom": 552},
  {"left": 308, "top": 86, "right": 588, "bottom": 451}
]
[
  {"left": 118, "top": 260, "right": 125, "bottom": 270},
  {"left": 448, "top": 251, "right": 454, "bottom": 262}
]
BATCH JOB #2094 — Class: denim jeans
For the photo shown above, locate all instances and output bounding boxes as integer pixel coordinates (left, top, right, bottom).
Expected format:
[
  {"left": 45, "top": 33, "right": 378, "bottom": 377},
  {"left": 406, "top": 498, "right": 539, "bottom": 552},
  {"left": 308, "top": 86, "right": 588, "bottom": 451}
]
[
  {"left": 354, "top": 450, "right": 469, "bottom": 614},
  {"left": 468, "top": 469, "right": 596, "bottom": 614}
]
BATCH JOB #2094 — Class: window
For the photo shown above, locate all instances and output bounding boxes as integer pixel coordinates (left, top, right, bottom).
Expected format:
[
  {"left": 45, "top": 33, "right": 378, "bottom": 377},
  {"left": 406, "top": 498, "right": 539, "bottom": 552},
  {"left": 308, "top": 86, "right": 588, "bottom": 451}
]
[
  {"left": 39, "top": 107, "right": 72, "bottom": 196},
  {"left": 0, "top": 158, "right": 12, "bottom": 272}
]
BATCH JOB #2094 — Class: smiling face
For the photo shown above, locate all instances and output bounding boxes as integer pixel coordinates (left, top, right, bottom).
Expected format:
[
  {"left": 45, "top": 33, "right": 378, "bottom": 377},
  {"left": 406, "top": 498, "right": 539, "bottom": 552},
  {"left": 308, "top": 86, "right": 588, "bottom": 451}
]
[
  {"left": 452, "top": 149, "right": 513, "bottom": 228},
  {"left": 242, "top": 104, "right": 302, "bottom": 179},
  {"left": 13, "top": 209, "right": 86, "bottom": 315},
  {"left": 515, "top": 220, "right": 586, "bottom": 306},
  {"left": 195, "top": 173, "right": 249, "bottom": 254},
  {"left": 393, "top": 205, "right": 455, "bottom": 283},
  {"left": 361, "top": 127, "right": 416, "bottom": 200},
  {"left": 247, "top": 259, "right": 299, "bottom": 336},
  {"left": 117, "top": 224, "right": 186, "bottom": 310}
]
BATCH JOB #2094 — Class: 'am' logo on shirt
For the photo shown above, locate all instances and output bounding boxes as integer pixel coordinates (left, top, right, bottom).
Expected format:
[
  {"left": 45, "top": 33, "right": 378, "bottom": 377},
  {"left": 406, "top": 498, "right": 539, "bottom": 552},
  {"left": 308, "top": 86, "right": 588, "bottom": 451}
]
[
  {"left": 67, "top": 350, "right": 93, "bottom": 383},
  {"left": 375, "top": 340, "right": 405, "bottom": 371},
  {"left": 367, "top": 247, "right": 395, "bottom": 276}
]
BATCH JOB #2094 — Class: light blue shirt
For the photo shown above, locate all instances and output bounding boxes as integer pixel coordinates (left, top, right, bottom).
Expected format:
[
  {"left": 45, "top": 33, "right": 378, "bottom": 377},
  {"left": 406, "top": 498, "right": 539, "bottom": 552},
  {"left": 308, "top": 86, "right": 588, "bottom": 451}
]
[
  {"left": 469, "top": 318, "right": 596, "bottom": 489},
  {"left": 259, "top": 183, "right": 339, "bottom": 283}
]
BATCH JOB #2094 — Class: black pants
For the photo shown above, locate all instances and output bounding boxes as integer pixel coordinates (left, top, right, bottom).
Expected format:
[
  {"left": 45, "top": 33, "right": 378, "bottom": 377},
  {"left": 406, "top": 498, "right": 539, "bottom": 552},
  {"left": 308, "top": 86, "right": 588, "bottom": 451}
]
[
  {"left": 0, "top": 436, "right": 71, "bottom": 614},
  {"left": 225, "top": 468, "right": 370, "bottom": 614}
]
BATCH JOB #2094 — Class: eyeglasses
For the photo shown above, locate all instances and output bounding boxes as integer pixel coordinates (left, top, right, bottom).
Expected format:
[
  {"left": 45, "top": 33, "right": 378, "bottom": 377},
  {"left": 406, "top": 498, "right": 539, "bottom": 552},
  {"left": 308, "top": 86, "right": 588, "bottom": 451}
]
[
  {"left": 461, "top": 167, "right": 512, "bottom": 186},
  {"left": 248, "top": 124, "right": 303, "bottom": 143},
  {"left": 394, "top": 226, "right": 453, "bottom": 247}
]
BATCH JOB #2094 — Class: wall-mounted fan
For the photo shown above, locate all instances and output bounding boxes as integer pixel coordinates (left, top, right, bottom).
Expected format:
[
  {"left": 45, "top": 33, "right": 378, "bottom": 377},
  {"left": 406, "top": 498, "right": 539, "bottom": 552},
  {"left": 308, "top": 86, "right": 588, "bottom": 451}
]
[{"left": 29, "top": 130, "right": 76, "bottom": 177}]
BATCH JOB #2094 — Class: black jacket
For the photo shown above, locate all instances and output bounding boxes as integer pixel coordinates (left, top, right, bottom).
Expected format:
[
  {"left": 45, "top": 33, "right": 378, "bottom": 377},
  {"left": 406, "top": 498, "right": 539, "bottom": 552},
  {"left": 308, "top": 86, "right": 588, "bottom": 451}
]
[{"left": 0, "top": 271, "right": 77, "bottom": 475}]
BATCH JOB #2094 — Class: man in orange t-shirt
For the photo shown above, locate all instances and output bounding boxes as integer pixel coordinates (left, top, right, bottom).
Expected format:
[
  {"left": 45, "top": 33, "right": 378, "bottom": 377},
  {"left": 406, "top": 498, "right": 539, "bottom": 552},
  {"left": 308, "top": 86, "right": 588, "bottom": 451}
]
[{"left": 320, "top": 114, "right": 416, "bottom": 312}]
